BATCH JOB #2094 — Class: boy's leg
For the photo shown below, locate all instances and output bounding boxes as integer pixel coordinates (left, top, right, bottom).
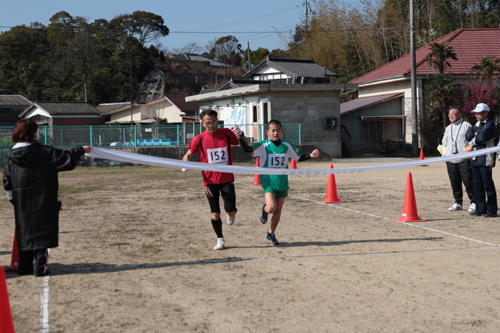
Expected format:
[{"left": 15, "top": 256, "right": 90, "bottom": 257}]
[
  {"left": 264, "top": 191, "right": 278, "bottom": 213},
  {"left": 269, "top": 197, "right": 286, "bottom": 234}
]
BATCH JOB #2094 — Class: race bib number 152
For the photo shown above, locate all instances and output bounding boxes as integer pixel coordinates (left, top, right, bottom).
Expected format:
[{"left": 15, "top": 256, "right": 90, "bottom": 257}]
[
  {"left": 268, "top": 154, "right": 287, "bottom": 168},
  {"left": 207, "top": 147, "right": 228, "bottom": 164}
]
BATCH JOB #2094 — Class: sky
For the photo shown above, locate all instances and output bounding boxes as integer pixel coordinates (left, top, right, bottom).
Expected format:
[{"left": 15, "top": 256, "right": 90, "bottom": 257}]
[{"left": 0, "top": 0, "right": 361, "bottom": 54}]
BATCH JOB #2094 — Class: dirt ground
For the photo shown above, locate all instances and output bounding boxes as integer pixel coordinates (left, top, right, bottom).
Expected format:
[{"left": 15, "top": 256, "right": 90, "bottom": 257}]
[{"left": 2, "top": 157, "right": 500, "bottom": 332}]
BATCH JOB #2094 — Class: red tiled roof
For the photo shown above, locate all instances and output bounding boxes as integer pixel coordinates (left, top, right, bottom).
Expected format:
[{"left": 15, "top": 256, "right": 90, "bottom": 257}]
[{"left": 350, "top": 29, "right": 500, "bottom": 84}]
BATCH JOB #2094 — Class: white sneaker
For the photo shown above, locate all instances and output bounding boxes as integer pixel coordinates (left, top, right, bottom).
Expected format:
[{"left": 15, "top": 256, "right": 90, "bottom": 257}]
[
  {"left": 449, "top": 203, "right": 463, "bottom": 211},
  {"left": 468, "top": 203, "right": 476, "bottom": 212},
  {"left": 214, "top": 238, "right": 225, "bottom": 250},
  {"left": 226, "top": 213, "right": 235, "bottom": 225}
]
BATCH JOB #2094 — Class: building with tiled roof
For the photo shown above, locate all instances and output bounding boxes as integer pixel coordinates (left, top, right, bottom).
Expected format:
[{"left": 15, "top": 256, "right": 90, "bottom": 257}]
[
  {"left": 218, "top": 78, "right": 271, "bottom": 91},
  {"left": 20, "top": 101, "right": 105, "bottom": 126},
  {"left": 0, "top": 95, "right": 32, "bottom": 126},
  {"left": 98, "top": 96, "right": 199, "bottom": 124},
  {"left": 243, "top": 57, "right": 337, "bottom": 83},
  {"left": 174, "top": 54, "right": 231, "bottom": 68},
  {"left": 185, "top": 57, "right": 351, "bottom": 158},
  {"left": 341, "top": 28, "right": 500, "bottom": 154}
]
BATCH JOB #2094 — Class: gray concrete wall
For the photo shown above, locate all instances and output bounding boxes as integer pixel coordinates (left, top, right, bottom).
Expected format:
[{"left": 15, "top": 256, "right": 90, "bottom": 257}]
[{"left": 269, "top": 91, "right": 341, "bottom": 158}]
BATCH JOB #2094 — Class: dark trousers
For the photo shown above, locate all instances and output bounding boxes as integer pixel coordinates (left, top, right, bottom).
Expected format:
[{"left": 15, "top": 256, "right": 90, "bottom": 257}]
[
  {"left": 18, "top": 249, "right": 49, "bottom": 276},
  {"left": 471, "top": 166, "right": 498, "bottom": 214},
  {"left": 446, "top": 160, "right": 475, "bottom": 205}
]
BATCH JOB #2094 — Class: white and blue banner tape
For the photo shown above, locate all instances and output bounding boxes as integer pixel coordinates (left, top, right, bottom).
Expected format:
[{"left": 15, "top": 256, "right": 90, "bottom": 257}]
[{"left": 87, "top": 146, "right": 500, "bottom": 175}]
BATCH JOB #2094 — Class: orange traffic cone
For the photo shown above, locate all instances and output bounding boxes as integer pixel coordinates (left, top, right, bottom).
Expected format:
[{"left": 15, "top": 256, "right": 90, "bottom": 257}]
[
  {"left": 394, "top": 172, "right": 427, "bottom": 222},
  {"left": 321, "top": 165, "right": 344, "bottom": 203},
  {"left": 0, "top": 267, "right": 15, "bottom": 333},
  {"left": 418, "top": 148, "right": 428, "bottom": 167},
  {"left": 251, "top": 157, "right": 261, "bottom": 186},
  {"left": 3, "top": 232, "right": 18, "bottom": 274}
]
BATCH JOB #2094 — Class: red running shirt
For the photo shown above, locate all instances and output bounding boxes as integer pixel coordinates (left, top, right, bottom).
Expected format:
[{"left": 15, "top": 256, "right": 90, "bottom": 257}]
[{"left": 188, "top": 128, "right": 239, "bottom": 185}]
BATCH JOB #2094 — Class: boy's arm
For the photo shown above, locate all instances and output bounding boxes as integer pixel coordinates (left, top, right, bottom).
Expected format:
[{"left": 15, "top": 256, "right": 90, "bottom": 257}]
[
  {"left": 239, "top": 136, "right": 253, "bottom": 153},
  {"left": 298, "top": 149, "right": 320, "bottom": 161}
]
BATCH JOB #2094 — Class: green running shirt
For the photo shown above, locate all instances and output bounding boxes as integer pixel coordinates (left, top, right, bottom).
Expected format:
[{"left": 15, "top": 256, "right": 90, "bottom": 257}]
[{"left": 251, "top": 140, "right": 302, "bottom": 191}]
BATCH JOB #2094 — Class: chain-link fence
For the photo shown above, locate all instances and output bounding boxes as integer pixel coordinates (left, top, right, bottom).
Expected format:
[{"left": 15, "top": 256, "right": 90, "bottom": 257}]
[{"left": 0, "top": 123, "right": 301, "bottom": 149}]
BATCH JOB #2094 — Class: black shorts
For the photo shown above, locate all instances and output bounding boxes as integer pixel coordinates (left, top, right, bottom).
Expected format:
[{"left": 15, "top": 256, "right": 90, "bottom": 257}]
[{"left": 204, "top": 182, "right": 237, "bottom": 214}]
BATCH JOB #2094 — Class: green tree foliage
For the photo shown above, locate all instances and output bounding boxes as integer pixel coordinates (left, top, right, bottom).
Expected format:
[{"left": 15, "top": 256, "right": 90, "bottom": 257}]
[
  {"left": 241, "top": 47, "right": 270, "bottom": 70},
  {"left": 208, "top": 35, "right": 243, "bottom": 67},
  {"left": 471, "top": 56, "right": 500, "bottom": 82},
  {"left": 0, "top": 10, "right": 168, "bottom": 105},
  {"left": 426, "top": 42, "right": 457, "bottom": 74}
]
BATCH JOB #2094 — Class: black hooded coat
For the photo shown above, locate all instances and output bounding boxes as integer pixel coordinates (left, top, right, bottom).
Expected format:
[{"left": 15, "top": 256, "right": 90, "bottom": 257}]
[{"left": 3, "top": 143, "right": 85, "bottom": 251}]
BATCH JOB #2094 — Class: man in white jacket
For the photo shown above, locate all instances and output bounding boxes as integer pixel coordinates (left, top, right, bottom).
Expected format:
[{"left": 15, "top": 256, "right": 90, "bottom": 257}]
[{"left": 442, "top": 107, "right": 476, "bottom": 212}]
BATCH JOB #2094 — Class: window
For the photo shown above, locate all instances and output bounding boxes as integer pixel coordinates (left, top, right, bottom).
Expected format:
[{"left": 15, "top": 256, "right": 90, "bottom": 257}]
[
  {"left": 263, "top": 103, "right": 268, "bottom": 124},
  {"left": 324, "top": 117, "right": 337, "bottom": 130},
  {"left": 253, "top": 105, "right": 258, "bottom": 122}
]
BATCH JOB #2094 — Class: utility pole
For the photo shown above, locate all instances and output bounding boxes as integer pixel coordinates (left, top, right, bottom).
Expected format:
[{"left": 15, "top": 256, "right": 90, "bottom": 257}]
[
  {"left": 247, "top": 42, "right": 251, "bottom": 71},
  {"left": 130, "top": 62, "right": 133, "bottom": 126},
  {"left": 410, "top": 0, "right": 418, "bottom": 155},
  {"left": 305, "top": 0, "right": 309, "bottom": 26}
]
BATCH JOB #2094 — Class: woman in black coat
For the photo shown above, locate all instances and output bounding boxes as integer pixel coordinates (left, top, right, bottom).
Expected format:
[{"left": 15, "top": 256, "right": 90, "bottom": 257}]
[{"left": 3, "top": 119, "right": 91, "bottom": 276}]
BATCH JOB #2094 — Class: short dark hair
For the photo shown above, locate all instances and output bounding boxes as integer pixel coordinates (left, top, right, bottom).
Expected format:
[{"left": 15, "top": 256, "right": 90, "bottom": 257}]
[
  {"left": 199, "top": 109, "right": 218, "bottom": 121},
  {"left": 448, "top": 106, "right": 462, "bottom": 114},
  {"left": 12, "top": 118, "right": 39, "bottom": 144},
  {"left": 267, "top": 119, "right": 282, "bottom": 129}
]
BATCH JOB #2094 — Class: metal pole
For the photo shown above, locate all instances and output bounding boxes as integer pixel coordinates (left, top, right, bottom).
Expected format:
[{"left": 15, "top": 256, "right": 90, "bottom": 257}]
[
  {"left": 410, "top": 0, "right": 418, "bottom": 155},
  {"left": 130, "top": 62, "right": 133, "bottom": 126},
  {"left": 247, "top": 42, "right": 251, "bottom": 70}
]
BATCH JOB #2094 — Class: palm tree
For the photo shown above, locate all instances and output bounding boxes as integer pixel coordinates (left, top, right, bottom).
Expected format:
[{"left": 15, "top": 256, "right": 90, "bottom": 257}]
[
  {"left": 426, "top": 41, "right": 457, "bottom": 74},
  {"left": 425, "top": 42, "right": 459, "bottom": 133},
  {"left": 471, "top": 56, "right": 500, "bottom": 82}
]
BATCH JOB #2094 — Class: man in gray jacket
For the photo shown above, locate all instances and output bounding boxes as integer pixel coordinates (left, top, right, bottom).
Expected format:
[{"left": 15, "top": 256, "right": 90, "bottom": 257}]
[{"left": 442, "top": 107, "right": 476, "bottom": 212}]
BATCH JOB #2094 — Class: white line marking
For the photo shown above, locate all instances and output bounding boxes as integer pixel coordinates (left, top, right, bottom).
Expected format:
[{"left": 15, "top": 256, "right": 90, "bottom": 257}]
[
  {"left": 40, "top": 249, "right": 50, "bottom": 333},
  {"left": 237, "top": 182, "right": 500, "bottom": 248}
]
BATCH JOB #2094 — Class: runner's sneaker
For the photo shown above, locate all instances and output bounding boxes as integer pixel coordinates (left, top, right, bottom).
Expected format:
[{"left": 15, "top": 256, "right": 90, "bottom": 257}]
[
  {"left": 449, "top": 203, "right": 463, "bottom": 211},
  {"left": 468, "top": 203, "right": 476, "bottom": 212},
  {"left": 214, "top": 238, "right": 225, "bottom": 250},
  {"left": 266, "top": 232, "right": 280, "bottom": 246},
  {"left": 226, "top": 213, "right": 235, "bottom": 225},
  {"left": 260, "top": 203, "right": 268, "bottom": 224}
]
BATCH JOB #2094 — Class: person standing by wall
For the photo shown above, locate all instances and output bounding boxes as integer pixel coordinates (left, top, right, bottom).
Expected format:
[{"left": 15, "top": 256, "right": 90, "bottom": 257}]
[
  {"left": 465, "top": 103, "right": 498, "bottom": 217},
  {"left": 442, "top": 107, "right": 476, "bottom": 212},
  {"left": 3, "top": 118, "right": 91, "bottom": 276}
]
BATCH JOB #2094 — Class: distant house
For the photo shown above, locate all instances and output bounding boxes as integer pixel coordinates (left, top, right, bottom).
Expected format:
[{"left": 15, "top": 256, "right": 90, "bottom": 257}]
[
  {"left": 344, "top": 28, "right": 500, "bottom": 154},
  {"left": 97, "top": 96, "right": 199, "bottom": 124},
  {"left": 137, "top": 54, "right": 235, "bottom": 103},
  {"left": 243, "top": 57, "right": 337, "bottom": 84},
  {"left": 0, "top": 95, "right": 32, "bottom": 126},
  {"left": 174, "top": 54, "right": 231, "bottom": 68},
  {"left": 186, "top": 57, "right": 355, "bottom": 158},
  {"left": 19, "top": 101, "right": 105, "bottom": 126}
]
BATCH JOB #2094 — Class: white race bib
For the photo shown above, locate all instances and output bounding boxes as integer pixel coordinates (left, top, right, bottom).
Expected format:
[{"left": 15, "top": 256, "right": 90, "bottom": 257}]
[
  {"left": 207, "top": 147, "right": 229, "bottom": 165},
  {"left": 268, "top": 153, "right": 287, "bottom": 168}
]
